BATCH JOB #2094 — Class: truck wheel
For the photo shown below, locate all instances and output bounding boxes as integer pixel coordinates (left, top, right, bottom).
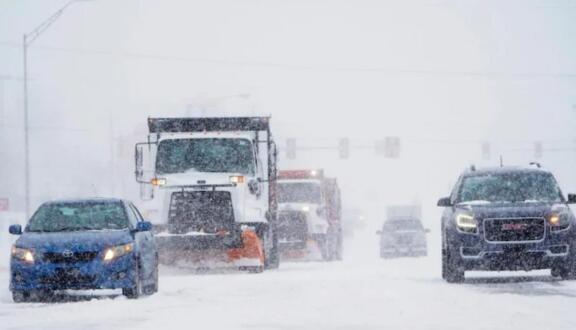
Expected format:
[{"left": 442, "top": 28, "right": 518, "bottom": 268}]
[
  {"left": 265, "top": 227, "right": 280, "bottom": 270},
  {"left": 246, "top": 266, "right": 264, "bottom": 273},
  {"left": 317, "top": 236, "right": 330, "bottom": 261},
  {"left": 442, "top": 247, "right": 465, "bottom": 283},
  {"left": 335, "top": 232, "right": 343, "bottom": 261}
]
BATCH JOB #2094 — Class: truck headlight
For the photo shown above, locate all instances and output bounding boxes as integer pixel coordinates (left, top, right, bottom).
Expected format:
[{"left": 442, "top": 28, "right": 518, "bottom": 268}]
[
  {"left": 229, "top": 175, "right": 245, "bottom": 184},
  {"left": 455, "top": 214, "right": 477, "bottom": 233},
  {"left": 103, "top": 243, "right": 134, "bottom": 261},
  {"left": 11, "top": 246, "right": 35, "bottom": 264},
  {"left": 151, "top": 178, "right": 167, "bottom": 186}
]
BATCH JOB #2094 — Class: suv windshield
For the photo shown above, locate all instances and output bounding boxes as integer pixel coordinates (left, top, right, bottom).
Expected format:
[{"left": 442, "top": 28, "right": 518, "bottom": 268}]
[
  {"left": 383, "top": 219, "right": 423, "bottom": 231},
  {"left": 156, "top": 138, "right": 255, "bottom": 175},
  {"left": 278, "top": 182, "right": 322, "bottom": 204},
  {"left": 27, "top": 201, "right": 129, "bottom": 232},
  {"left": 457, "top": 172, "right": 563, "bottom": 204}
]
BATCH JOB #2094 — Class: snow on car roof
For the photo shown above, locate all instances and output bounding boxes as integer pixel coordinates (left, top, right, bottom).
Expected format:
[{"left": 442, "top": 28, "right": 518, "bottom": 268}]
[
  {"left": 42, "top": 198, "right": 126, "bottom": 205},
  {"left": 463, "top": 166, "right": 551, "bottom": 176}
]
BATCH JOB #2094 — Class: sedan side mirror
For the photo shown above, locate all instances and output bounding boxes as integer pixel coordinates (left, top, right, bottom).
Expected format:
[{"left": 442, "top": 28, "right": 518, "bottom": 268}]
[
  {"left": 9, "top": 224, "right": 22, "bottom": 235},
  {"left": 568, "top": 194, "right": 576, "bottom": 204},
  {"left": 437, "top": 197, "right": 452, "bottom": 207},
  {"left": 136, "top": 221, "right": 153, "bottom": 232}
]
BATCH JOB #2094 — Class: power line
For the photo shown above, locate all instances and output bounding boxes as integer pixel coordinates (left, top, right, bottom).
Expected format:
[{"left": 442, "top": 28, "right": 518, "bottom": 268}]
[{"left": 1, "top": 41, "right": 576, "bottom": 79}]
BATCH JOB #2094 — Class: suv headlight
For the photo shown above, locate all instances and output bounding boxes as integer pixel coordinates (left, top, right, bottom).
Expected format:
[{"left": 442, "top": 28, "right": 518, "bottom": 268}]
[
  {"left": 549, "top": 213, "right": 571, "bottom": 231},
  {"left": 11, "top": 246, "right": 35, "bottom": 264},
  {"left": 455, "top": 214, "right": 477, "bottom": 233},
  {"left": 103, "top": 243, "right": 134, "bottom": 261}
]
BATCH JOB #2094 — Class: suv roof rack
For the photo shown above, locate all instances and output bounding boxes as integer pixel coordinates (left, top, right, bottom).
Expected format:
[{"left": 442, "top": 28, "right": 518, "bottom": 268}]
[{"left": 529, "top": 162, "right": 541, "bottom": 168}]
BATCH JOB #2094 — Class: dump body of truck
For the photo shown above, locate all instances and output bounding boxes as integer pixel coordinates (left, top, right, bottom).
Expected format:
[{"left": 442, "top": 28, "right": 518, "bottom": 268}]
[
  {"left": 135, "top": 117, "right": 279, "bottom": 272},
  {"left": 277, "top": 170, "right": 342, "bottom": 261}
]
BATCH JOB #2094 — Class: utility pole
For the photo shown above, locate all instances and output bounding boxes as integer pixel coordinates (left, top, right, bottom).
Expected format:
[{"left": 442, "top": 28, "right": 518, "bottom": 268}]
[{"left": 22, "top": 0, "right": 93, "bottom": 218}]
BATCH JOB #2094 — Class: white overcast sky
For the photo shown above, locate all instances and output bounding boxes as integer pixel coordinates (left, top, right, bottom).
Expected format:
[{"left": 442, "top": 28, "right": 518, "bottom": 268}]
[{"left": 1, "top": 0, "right": 575, "bottom": 222}]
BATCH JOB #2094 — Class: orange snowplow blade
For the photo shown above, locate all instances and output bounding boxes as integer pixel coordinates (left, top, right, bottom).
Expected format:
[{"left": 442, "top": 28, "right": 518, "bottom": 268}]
[{"left": 227, "top": 230, "right": 264, "bottom": 264}]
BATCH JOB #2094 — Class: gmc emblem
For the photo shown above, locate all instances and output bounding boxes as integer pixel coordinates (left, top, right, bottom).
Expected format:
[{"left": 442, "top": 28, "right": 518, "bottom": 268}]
[{"left": 501, "top": 223, "right": 528, "bottom": 231}]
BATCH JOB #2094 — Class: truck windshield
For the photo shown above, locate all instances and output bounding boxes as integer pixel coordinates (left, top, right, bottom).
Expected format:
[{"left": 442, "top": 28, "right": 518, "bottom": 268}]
[
  {"left": 27, "top": 201, "right": 129, "bottom": 232},
  {"left": 457, "top": 172, "right": 563, "bottom": 204},
  {"left": 278, "top": 182, "right": 322, "bottom": 204},
  {"left": 156, "top": 138, "right": 255, "bottom": 175}
]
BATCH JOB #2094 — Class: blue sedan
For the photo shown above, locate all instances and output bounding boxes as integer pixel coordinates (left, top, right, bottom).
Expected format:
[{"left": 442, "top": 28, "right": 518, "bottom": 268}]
[{"left": 8, "top": 198, "right": 158, "bottom": 302}]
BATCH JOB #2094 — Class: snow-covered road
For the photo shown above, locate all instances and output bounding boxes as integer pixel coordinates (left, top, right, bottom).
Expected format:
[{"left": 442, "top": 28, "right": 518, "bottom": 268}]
[{"left": 2, "top": 236, "right": 576, "bottom": 330}]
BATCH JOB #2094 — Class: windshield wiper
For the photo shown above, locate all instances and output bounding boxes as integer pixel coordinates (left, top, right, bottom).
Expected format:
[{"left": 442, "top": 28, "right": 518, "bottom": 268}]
[{"left": 53, "top": 226, "right": 95, "bottom": 232}]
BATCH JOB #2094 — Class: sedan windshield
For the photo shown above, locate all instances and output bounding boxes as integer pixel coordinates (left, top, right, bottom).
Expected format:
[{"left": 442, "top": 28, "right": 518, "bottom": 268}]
[
  {"left": 27, "top": 202, "right": 129, "bottom": 232},
  {"left": 278, "top": 182, "right": 322, "bottom": 204},
  {"left": 457, "top": 172, "right": 563, "bottom": 204},
  {"left": 156, "top": 138, "right": 255, "bottom": 175}
]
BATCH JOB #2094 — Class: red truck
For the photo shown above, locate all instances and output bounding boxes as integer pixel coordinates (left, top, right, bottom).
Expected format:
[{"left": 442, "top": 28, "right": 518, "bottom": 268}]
[{"left": 276, "top": 170, "right": 342, "bottom": 261}]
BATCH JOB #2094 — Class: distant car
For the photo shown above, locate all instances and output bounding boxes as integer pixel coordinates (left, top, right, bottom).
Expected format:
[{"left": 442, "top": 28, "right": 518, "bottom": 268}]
[
  {"left": 377, "top": 218, "right": 429, "bottom": 258},
  {"left": 438, "top": 166, "right": 576, "bottom": 283},
  {"left": 8, "top": 198, "right": 158, "bottom": 302}
]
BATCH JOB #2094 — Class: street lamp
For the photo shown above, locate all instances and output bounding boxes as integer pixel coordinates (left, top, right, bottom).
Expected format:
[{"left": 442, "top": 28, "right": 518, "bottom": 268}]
[{"left": 22, "top": 0, "right": 93, "bottom": 218}]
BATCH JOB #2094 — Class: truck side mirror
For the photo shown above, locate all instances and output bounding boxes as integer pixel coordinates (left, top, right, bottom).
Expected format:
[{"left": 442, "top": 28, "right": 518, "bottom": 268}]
[
  {"left": 248, "top": 179, "right": 261, "bottom": 197},
  {"left": 437, "top": 197, "right": 452, "bottom": 207},
  {"left": 568, "top": 194, "right": 576, "bottom": 204}
]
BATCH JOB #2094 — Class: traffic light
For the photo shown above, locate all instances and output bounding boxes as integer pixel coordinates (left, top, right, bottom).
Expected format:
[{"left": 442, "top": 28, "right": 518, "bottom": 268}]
[
  {"left": 376, "top": 137, "right": 401, "bottom": 158},
  {"left": 286, "top": 138, "right": 296, "bottom": 159},
  {"left": 338, "top": 138, "right": 349, "bottom": 159},
  {"left": 481, "top": 142, "right": 490, "bottom": 160},
  {"left": 534, "top": 141, "right": 543, "bottom": 159}
]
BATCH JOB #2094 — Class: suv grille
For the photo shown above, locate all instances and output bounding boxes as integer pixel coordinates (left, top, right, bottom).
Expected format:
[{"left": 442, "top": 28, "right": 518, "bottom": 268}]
[
  {"left": 43, "top": 251, "right": 99, "bottom": 264},
  {"left": 278, "top": 211, "right": 308, "bottom": 243},
  {"left": 484, "top": 218, "right": 545, "bottom": 242},
  {"left": 168, "top": 191, "right": 235, "bottom": 234}
]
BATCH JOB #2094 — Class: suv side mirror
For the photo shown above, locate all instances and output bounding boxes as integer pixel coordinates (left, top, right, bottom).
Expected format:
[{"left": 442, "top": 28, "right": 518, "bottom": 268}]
[
  {"left": 136, "top": 221, "right": 153, "bottom": 232},
  {"left": 568, "top": 194, "right": 576, "bottom": 204},
  {"left": 437, "top": 197, "right": 452, "bottom": 207},
  {"left": 9, "top": 224, "right": 22, "bottom": 235}
]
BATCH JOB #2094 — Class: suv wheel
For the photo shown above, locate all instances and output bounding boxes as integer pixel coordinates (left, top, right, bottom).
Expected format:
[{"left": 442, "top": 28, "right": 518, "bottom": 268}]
[
  {"left": 442, "top": 246, "right": 465, "bottom": 283},
  {"left": 552, "top": 245, "right": 576, "bottom": 280}
]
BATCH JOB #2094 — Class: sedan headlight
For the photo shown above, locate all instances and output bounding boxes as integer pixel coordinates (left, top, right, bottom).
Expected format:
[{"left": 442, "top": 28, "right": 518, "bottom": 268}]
[
  {"left": 455, "top": 214, "right": 477, "bottom": 233},
  {"left": 11, "top": 246, "right": 35, "bottom": 264},
  {"left": 103, "top": 243, "right": 134, "bottom": 261}
]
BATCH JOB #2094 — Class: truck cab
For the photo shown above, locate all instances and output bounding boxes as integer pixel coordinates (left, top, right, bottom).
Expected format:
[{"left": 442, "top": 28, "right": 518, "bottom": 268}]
[
  {"left": 277, "top": 170, "right": 342, "bottom": 261},
  {"left": 135, "top": 117, "right": 279, "bottom": 272}
]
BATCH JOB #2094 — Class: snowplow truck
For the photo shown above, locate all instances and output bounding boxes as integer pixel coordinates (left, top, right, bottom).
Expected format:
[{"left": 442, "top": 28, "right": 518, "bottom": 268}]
[
  {"left": 134, "top": 117, "right": 279, "bottom": 272},
  {"left": 277, "top": 170, "right": 342, "bottom": 261}
]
